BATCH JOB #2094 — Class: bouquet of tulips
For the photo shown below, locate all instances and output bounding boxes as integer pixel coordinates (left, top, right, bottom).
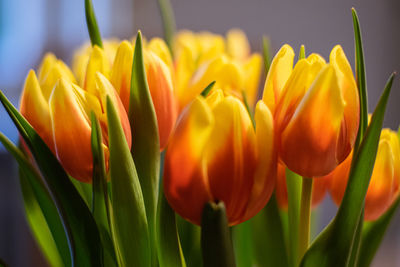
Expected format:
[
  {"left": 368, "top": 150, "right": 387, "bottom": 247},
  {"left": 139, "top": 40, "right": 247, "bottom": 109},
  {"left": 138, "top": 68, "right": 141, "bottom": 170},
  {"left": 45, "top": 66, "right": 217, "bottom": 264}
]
[{"left": 0, "top": 1, "right": 398, "bottom": 266}]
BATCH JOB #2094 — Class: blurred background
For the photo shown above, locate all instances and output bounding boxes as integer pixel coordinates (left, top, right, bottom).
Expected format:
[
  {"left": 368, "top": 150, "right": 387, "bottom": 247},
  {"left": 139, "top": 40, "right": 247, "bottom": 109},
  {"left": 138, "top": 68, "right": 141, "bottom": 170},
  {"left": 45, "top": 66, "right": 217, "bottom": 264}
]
[{"left": 0, "top": 0, "right": 399, "bottom": 266}]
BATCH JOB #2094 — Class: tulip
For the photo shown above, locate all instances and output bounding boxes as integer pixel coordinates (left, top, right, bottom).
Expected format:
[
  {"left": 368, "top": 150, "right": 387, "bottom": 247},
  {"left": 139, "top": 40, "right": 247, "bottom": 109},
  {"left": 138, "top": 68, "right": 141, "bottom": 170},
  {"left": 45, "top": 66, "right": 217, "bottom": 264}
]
[
  {"left": 174, "top": 29, "right": 262, "bottom": 111},
  {"left": 328, "top": 129, "right": 400, "bottom": 221},
  {"left": 164, "top": 90, "right": 275, "bottom": 225},
  {"left": 20, "top": 54, "right": 131, "bottom": 183},
  {"left": 275, "top": 163, "right": 330, "bottom": 209},
  {"left": 72, "top": 39, "right": 177, "bottom": 150},
  {"left": 263, "top": 44, "right": 359, "bottom": 177}
]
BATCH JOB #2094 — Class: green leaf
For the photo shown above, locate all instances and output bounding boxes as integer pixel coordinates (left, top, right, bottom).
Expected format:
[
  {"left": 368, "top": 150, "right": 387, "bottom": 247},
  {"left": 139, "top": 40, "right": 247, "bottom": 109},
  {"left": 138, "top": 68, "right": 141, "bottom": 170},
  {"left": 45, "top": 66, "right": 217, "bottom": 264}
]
[
  {"left": 0, "top": 133, "right": 69, "bottom": 267},
  {"left": 0, "top": 92, "right": 103, "bottom": 267},
  {"left": 262, "top": 36, "right": 271, "bottom": 75},
  {"left": 352, "top": 8, "right": 368, "bottom": 150},
  {"left": 91, "top": 112, "right": 118, "bottom": 267},
  {"left": 233, "top": 194, "right": 289, "bottom": 267},
  {"left": 0, "top": 258, "right": 7, "bottom": 267},
  {"left": 357, "top": 196, "right": 400, "bottom": 267},
  {"left": 201, "top": 202, "right": 236, "bottom": 267},
  {"left": 241, "top": 90, "right": 255, "bottom": 128},
  {"left": 157, "top": 183, "right": 186, "bottom": 267},
  {"left": 298, "top": 45, "right": 306, "bottom": 61},
  {"left": 85, "top": 0, "right": 103, "bottom": 47},
  {"left": 286, "top": 168, "right": 302, "bottom": 267},
  {"left": 107, "top": 96, "right": 150, "bottom": 267},
  {"left": 200, "top": 81, "right": 216, "bottom": 97},
  {"left": 177, "top": 216, "right": 202, "bottom": 267},
  {"left": 70, "top": 177, "right": 92, "bottom": 208},
  {"left": 156, "top": 0, "right": 176, "bottom": 54},
  {"left": 129, "top": 31, "right": 161, "bottom": 263},
  {"left": 300, "top": 73, "right": 395, "bottom": 267}
]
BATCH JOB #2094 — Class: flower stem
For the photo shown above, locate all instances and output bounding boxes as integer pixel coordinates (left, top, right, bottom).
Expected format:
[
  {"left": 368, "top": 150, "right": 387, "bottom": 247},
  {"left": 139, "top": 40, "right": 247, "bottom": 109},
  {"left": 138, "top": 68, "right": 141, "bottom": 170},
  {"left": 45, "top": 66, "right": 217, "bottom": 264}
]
[{"left": 298, "top": 177, "right": 313, "bottom": 264}]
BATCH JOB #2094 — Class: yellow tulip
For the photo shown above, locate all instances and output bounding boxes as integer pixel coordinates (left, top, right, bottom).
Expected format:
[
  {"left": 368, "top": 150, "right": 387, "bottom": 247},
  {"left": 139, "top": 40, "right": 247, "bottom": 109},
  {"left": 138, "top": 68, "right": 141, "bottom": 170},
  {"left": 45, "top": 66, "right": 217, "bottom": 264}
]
[
  {"left": 173, "top": 29, "right": 262, "bottom": 111},
  {"left": 164, "top": 90, "right": 275, "bottom": 225},
  {"left": 328, "top": 129, "right": 400, "bottom": 221},
  {"left": 263, "top": 44, "right": 360, "bottom": 177},
  {"left": 20, "top": 54, "right": 131, "bottom": 183}
]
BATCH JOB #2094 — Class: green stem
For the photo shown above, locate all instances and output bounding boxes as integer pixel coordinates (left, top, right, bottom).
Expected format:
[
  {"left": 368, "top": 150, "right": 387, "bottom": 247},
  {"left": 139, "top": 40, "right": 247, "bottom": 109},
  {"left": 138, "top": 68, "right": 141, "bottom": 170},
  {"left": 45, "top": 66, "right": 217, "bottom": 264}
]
[{"left": 298, "top": 177, "right": 313, "bottom": 264}]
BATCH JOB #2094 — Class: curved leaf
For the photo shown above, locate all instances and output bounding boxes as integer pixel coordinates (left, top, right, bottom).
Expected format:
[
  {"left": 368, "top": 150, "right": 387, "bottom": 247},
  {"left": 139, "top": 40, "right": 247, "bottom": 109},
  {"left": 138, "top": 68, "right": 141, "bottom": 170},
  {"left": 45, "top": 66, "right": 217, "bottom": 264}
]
[
  {"left": 107, "top": 96, "right": 151, "bottom": 267},
  {"left": 156, "top": 0, "right": 176, "bottom": 53},
  {"left": 85, "top": 0, "right": 103, "bottom": 47},
  {"left": 0, "top": 91, "right": 103, "bottom": 267}
]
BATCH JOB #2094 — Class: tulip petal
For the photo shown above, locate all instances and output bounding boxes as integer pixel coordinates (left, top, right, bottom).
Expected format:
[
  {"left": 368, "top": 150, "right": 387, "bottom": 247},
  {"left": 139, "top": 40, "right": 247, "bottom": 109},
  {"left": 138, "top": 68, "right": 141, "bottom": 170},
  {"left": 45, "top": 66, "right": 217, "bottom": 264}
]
[
  {"left": 206, "top": 96, "right": 257, "bottom": 225},
  {"left": 241, "top": 100, "right": 275, "bottom": 221},
  {"left": 226, "top": 29, "right": 250, "bottom": 61},
  {"left": 243, "top": 53, "right": 262, "bottom": 107},
  {"left": 20, "top": 70, "right": 54, "bottom": 151},
  {"left": 330, "top": 45, "right": 360, "bottom": 162},
  {"left": 147, "top": 37, "right": 174, "bottom": 71},
  {"left": 110, "top": 41, "right": 134, "bottom": 111},
  {"left": 95, "top": 72, "right": 132, "bottom": 149},
  {"left": 164, "top": 97, "right": 214, "bottom": 225},
  {"left": 281, "top": 65, "right": 345, "bottom": 177},
  {"left": 84, "top": 45, "right": 111, "bottom": 95},
  {"left": 365, "top": 139, "right": 395, "bottom": 220},
  {"left": 262, "top": 44, "right": 295, "bottom": 113},
  {"left": 144, "top": 51, "right": 177, "bottom": 150},
  {"left": 274, "top": 54, "right": 326, "bottom": 133},
  {"left": 49, "top": 79, "right": 93, "bottom": 182}
]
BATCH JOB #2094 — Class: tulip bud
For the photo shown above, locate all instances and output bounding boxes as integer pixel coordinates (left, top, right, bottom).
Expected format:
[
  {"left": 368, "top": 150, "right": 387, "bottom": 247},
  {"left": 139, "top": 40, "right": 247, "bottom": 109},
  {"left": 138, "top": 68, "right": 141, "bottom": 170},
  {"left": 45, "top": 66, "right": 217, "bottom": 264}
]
[
  {"left": 265, "top": 45, "right": 359, "bottom": 177},
  {"left": 20, "top": 54, "right": 131, "bottom": 183},
  {"left": 164, "top": 90, "right": 275, "bottom": 225},
  {"left": 328, "top": 129, "right": 400, "bottom": 221}
]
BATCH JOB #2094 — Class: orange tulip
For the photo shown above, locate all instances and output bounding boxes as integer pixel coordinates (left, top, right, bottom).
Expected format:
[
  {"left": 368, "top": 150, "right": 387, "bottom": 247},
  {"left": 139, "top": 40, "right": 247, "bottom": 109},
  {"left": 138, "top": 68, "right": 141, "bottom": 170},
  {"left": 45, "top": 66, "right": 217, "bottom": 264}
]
[
  {"left": 73, "top": 39, "right": 177, "bottom": 150},
  {"left": 20, "top": 53, "right": 131, "bottom": 183},
  {"left": 275, "top": 163, "right": 330, "bottom": 209},
  {"left": 263, "top": 45, "right": 359, "bottom": 177},
  {"left": 164, "top": 90, "right": 275, "bottom": 225},
  {"left": 328, "top": 129, "right": 400, "bottom": 221}
]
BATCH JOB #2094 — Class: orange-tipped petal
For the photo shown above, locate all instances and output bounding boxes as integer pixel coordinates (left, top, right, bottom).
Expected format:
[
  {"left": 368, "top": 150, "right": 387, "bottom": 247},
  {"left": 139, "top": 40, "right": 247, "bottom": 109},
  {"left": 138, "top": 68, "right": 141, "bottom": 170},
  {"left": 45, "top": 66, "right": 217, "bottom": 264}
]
[
  {"left": 145, "top": 51, "right": 177, "bottom": 150},
  {"left": 20, "top": 70, "right": 54, "bottom": 151},
  {"left": 147, "top": 38, "right": 174, "bottom": 71},
  {"left": 164, "top": 97, "right": 214, "bottom": 225},
  {"left": 205, "top": 96, "right": 257, "bottom": 225},
  {"left": 110, "top": 41, "right": 134, "bottom": 111},
  {"left": 49, "top": 78, "right": 94, "bottom": 182},
  {"left": 241, "top": 100, "right": 275, "bottom": 221},
  {"left": 330, "top": 45, "right": 360, "bottom": 162},
  {"left": 262, "top": 44, "right": 295, "bottom": 113},
  {"left": 280, "top": 66, "right": 345, "bottom": 177}
]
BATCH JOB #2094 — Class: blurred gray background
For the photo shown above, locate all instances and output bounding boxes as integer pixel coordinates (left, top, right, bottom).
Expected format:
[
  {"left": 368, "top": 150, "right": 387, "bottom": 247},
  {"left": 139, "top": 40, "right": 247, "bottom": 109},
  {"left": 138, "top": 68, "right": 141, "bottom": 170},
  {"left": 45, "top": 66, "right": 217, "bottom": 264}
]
[{"left": 0, "top": 0, "right": 399, "bottom": 266}]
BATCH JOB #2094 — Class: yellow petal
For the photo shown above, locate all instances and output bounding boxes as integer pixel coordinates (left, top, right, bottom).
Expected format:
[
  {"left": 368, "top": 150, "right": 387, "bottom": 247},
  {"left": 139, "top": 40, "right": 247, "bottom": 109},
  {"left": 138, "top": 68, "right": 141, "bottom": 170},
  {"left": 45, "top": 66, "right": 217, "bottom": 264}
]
[
  {"left": 163, "top": 96, "right": 214, "bottom": 225},
  {"left": 205, "top": 89, "right": 224, "bottom": 109},
  {"left": 84, "top": 45, "right": 111, "bottom": 96},
  {"left": 242, "top": 100, "right": 275, "bottom": 221},
  {"left": 262, "top": 44, "right": 295, "bottom": 113},
  {"left": 110, "top": 41, "right": 134, "bottom": 111},
  {"left": 274, "top": 54, "right": 326, "bottom": 133},
  {"left": 242, "top": 53, "right": 262, "bottom": 107},
  {"left": 147, "top": 37, "right": 174, "bottom": 71},
  {"left": 226, "top": 29, "right": 250, "bottom": 61},
  {"left": 49, "top": 78, "right": 93, "bottom": 182},
  {"left": 280, "top": 65, "right": 345, "bottom": 177},
  {"left": 20, "top": 70, "right": 54, "bottom": 151}
]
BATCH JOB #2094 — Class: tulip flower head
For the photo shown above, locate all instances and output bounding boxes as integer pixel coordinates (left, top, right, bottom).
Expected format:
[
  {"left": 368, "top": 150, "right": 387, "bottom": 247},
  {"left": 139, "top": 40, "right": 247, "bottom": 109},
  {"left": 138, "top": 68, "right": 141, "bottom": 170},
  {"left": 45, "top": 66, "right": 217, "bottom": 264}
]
[
  {"left": 173, "top": 29, "right": 262, "bottom": 111},
  {"left": 73, "top": 39, "right": 177, "bottom": 150},
  {"left": 329, "top": 129, "right": 400, "bottom": 221},
  {"left": 164, "top": 90, "right": 275, "bottom": 226},
  {"left": 20, "top": 53, "right": 131, "bottom": 183},
  {"left": 263, "top": 45, "right": 360, "bottom": 177},
  {"left": 275, "top": 163, "right": 330, "bottom": 209}
]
